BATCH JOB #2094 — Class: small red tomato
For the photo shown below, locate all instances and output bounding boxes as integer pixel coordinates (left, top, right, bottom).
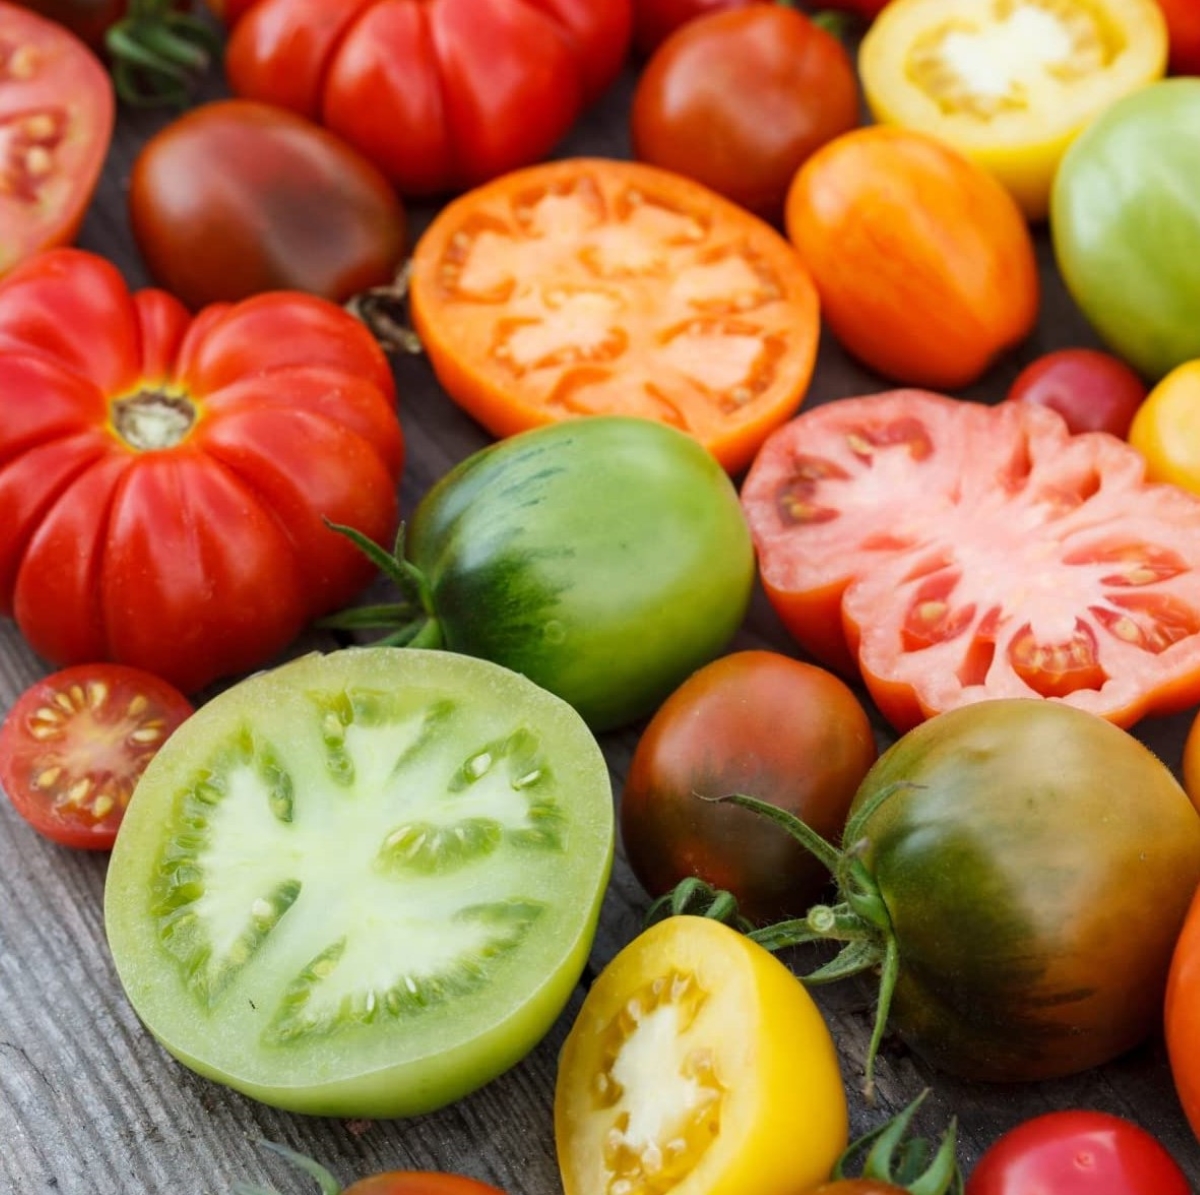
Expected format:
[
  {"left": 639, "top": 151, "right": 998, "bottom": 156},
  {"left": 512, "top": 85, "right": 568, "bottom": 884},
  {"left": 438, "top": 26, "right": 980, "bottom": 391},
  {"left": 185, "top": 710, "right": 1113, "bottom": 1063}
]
[
  {"left": 631, "top": 0, "right": 764, "bottom": 56},
  {"left": 964, "top": 1110, "right": 1192, "bottom": 1195},
  {"left": 0, "top": 664, "right": 193, "bottom": 850},
  {"left": 1157, "top": 0, "right": 1200, "bottom": 76},
  {"left": 1005, "top": 347, "right": 1148, "bottom": 438}
]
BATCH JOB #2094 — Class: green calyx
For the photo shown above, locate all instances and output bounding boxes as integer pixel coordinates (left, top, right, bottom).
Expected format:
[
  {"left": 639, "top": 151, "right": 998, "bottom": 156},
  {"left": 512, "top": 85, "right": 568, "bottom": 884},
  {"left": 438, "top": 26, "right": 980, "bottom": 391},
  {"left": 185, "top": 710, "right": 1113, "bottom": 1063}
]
[
  {"left": 232, "top": 1139, "right": 344, "bottom": 1195},
  {"left": 317, "top": 520, "right": 444, "bottom": 650},
  {"left": 105, "top": 0, "right": 222, "bottom": 107}
]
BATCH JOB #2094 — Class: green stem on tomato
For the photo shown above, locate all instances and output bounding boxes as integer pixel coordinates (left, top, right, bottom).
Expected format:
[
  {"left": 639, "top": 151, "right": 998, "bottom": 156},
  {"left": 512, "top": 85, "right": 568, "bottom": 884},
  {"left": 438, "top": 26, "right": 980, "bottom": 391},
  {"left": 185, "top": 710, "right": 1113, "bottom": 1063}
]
[{"left": 104, "top": 0, "right": 221, "bottom": 107}]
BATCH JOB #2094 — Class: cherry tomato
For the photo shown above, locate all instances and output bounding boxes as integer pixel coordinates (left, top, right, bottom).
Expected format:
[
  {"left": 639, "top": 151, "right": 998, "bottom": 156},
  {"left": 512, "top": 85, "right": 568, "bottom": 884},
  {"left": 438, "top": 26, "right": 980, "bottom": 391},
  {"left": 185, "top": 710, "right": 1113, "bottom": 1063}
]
[
  {"left": 129, "top": 99, "right": 407, "bottom": 309},
  {"left": 631, "top": 0, "right": 763, "bottom": 57},
  {"left": 964, "top": 1110, "right": 1192, "bottom": 1194},
  {"left": 0, "top": 663, "right": 192, "bottom": 850},
  {"left": 1129, "top": 359, "right": 1200, "bottom": 496},
  {"left": 1157, "top": 0, "right": 1200, "bottom": 76},
  {"left": 620, "top": 650, "right": 878, "bottom": 923},
  {"left": 1005, "top": 347, "right": 1148, "bottom": 438},
  {"left": 630, "top": 4, "right": 859, "bottom": 223}
]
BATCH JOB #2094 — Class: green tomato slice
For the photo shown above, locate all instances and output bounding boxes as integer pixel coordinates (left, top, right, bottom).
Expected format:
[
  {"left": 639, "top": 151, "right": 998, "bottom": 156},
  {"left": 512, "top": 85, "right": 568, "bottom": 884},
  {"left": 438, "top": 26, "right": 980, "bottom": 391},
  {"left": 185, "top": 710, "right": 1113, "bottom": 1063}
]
[{"left": 104, "top": 647, "right": 614, "bottom": 1118}]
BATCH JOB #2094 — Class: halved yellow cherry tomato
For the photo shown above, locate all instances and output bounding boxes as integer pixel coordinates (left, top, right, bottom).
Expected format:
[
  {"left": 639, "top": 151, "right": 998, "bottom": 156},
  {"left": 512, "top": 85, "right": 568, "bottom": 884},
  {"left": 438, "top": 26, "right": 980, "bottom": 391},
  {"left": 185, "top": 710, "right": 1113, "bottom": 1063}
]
[
  {"left": 859, "top": 0, "right": 1168, "bottom": 221},
  {"left": 1129, "top": 358, "right": 1200, "bottom": 496},
  {"left": 554, "top": 916, "right": 848, "bottom": 1195}
]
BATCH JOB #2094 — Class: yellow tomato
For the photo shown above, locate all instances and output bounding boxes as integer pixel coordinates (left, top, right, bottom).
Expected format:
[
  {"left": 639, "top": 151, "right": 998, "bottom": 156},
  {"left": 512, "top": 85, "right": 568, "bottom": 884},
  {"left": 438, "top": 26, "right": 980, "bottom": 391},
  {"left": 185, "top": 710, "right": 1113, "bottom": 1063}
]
[
  {"left": 859, "top": 0, "right": 1167, "bottom": 221},
  {"left": 554, "top": 916, "right": 848, "bottom": 1195},
  {"left": 1186, "top": 713, "right": 1200, "bottom": 814},
  {"left": 1129, "top": 359, "right": 1200, "bottom": 494}
]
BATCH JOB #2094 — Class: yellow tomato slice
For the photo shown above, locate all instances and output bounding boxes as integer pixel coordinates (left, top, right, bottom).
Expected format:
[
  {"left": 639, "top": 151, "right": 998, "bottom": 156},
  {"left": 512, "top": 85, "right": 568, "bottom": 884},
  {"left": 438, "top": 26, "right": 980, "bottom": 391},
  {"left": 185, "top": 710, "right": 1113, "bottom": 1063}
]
[
  {"left": 554, "top": 916, "right": 848, "bottom": 1195},
  {"left": 859, "top": 0, "right": 1167, "bottom": 220}
]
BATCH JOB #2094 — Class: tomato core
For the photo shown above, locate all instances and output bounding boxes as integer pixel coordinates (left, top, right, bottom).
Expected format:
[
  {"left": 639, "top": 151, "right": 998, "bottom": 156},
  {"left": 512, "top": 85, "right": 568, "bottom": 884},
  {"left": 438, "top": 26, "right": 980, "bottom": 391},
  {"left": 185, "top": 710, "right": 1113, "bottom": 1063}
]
[{"left": 110, "top": 390, "right": 197, "bottom": 450}]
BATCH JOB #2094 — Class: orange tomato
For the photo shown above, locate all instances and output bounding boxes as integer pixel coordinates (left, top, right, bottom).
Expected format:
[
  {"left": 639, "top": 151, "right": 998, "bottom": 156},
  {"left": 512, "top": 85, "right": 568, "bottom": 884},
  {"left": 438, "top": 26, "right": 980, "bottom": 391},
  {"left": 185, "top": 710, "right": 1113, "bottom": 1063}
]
[{"left": 784, "top": 126, "right": 1039, "bottom": 389}]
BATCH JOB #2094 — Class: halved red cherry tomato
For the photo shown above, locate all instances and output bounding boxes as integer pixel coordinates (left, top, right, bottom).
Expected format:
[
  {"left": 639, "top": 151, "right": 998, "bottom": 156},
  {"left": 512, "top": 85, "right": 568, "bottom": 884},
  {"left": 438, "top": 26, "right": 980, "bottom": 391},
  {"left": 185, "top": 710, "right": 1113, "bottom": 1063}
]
[
  {"left": 740, "top": 389, "right": 1200, "bottom": 731},
  {"left": 408, "top": 157, "right": 821, "bottom": 474},
  {"left": 1005, "top": 347, "right": 1148, "bottom": 438},
  {"left": 0, "top": 663, "right": 192, "bottom": 849},
  {"left": 0, "top": 2, "right": 113, "bottom": 276}
]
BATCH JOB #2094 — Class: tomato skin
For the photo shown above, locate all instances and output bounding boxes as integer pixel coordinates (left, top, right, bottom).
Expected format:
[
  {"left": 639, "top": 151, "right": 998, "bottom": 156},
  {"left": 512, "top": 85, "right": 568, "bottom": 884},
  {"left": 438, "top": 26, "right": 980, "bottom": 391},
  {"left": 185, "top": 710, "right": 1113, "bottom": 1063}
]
[
  {"left": 1128, "top": 359, "right": 1200, "bottom": 495},
  {"left": 225, "top": 0, "right": 632, "bottom": 196},
  {"left": 0, "top": 247, "right": 403, "bottom": 694},
  {"left": 785, "top": 127, "right": 1039, "bottom": 388},
  {"left": 631, "top": 5, "right": 858, "bottom": 223},
  {"left": 344, "top": 1179, "right": 507, "bottom": 1195},
  {"left": 1052, "top": 78, "right": 1200, "bottom": 382},
  {"left": 631, "top": 0, "right": 763, "bottom": 56},
  {"left": 620, "top": 650, "right": 878, "bottom": 923},
  {"left": 0, "top": 663, "right": 192, "bottom": 849},
  {"left": 809, "top": 1185, "right": 907, "bottom": 1195},
  {"left": 128, "top": 100, "right": 407, "bottom": 310},
  {"left": 12, "top": 0, "right": 125, "bottom": 47},
  {"left": 964, "top": 1110, "right": 1193, "bottom": 1194},
  {"left": 852, "top": 699, "right": 1200, "bottom": 1082},
  {"left": 1157, "top": 0, "right": 1200, "bottom": 76},
  {"left": 1167, "top": 883, "right": 1200, "bottom": 1146},
  {"left": 1005, "top": 347, "right": 1148, "bottom": 438},
  {"left": 1185, "top": 709, "right": 1200, "bottom": 809}
]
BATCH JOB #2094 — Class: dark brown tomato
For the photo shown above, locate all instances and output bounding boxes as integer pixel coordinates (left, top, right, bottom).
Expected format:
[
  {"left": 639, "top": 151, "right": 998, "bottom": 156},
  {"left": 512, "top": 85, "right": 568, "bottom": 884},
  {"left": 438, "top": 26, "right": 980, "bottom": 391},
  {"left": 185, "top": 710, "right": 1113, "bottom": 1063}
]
[
  {"left": 128, "top": 98, "right": 406, "bottom": 309},
  {"left": 619, "top": 649, "right": 878, "bottom": 924}
]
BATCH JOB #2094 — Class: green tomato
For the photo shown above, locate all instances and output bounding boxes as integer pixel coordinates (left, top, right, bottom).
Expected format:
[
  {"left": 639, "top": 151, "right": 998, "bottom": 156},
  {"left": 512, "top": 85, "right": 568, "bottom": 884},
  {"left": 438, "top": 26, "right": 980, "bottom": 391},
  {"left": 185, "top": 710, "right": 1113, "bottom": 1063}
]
[
  {"left": 404, "top": 415, "right": 756, "bottom": 732},
  {"left": 1051, "top": 78, "right": 1200, "bottom": 381},
  {"left": 104, "top": 647, "right": 614, "bottom": 1117}
]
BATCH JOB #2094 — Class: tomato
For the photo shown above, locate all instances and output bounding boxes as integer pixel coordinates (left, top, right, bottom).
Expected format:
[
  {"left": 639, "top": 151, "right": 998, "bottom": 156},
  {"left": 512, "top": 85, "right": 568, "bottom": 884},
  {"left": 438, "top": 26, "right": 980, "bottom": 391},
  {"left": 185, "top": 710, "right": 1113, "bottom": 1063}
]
[
  {"left": 332, "top": 416, "right": 755, "bottom": 732},
  {"left": 224, "top": 0, "right": 632, "bottom": 196},
  {"left": 0, "top": 3, "right": 112, "bottom": 275},
  {"left": 964, "top": 1110, "right": 1193, "bottom": 1194},
  {"left": 1166, "top": 881, "right": 1200, "bottom": 1145},
  {"left": 630, "top": 5, "right": 859, "bottom": 224},
  {"left": 740, "top": 389, "right": 1200, "bottom": 731},
  {"left": 1052, "top": 78, "right": 1200, "bottom": 382},
  {"left": 631, "top": 0, "right": 763, "bottom": 57},
  {"left": 0, "top": 663, "right": 192, "bottom": 850},
  {"left": 1185, "top": 707, "right": 1200, "bottom": 807},
  {"left": 1005, "top": 347, "right": 1148, "bottom": 438},
  {"left": 105, "top": 647, "right": 615, "bottom": 1117},
  {"left": 0, "top": 247, "right": 403, "bottom": 694},
  {"left": 1128, "top": 359, "right": 1200, "bottom": 495},
  {"left": 859, "top": 0, "right": 1167, "bottom": 221},
  {"left": 784, "top": 127, "right": 1038, "bottom": 389},
  {"left": 407, "top": 157, "right": 821, "bottom": 475},
  {"left": 129, "top": 99, "right": 407, "bottom": 310},
  {"left": 554, "top": 915, "right": 848, "bottom": 1195},
  {"left": 1156, "top": 0, "right": 1200, "bottom": 76},
  {"left": 620, "top": 650, "right": 878, "bottom": 924}
]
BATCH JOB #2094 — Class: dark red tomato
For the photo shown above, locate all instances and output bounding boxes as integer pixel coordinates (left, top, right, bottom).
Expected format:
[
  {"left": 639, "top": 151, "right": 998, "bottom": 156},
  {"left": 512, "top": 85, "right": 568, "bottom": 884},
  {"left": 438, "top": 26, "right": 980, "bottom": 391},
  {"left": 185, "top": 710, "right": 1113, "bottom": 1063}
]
[
  {"left": 13, "top": 0, "right": 124, "bottom": 48},
  {"left": 0, "top": 664, "right": 192, "bottom": 849},
  {"left": 0, "top": 3, "right": 112, "bottom": 276},
  {"left": 1157, "top": 0, "right": 1200, "bottom": 76},
  {"left": 965, "top": 1110, "right": 1192, "bottom": 1194},
  {"left": 631, "top": 4, "right": 859, "bottom": 223},
  {"left": 129, "top": 99, "right": 407, "bottom": 309},
  {"left": 224, "top": 0, "right": 633, "bottom": 196},
  {"left": 620, "top": 650, "right": 878, "bottom": 923},
  {"left": 631, "top": 0, "right": 763, "bottom": 57},
  {"left": 1005, "top": 347, "right": 1149, "bottom": 438}
]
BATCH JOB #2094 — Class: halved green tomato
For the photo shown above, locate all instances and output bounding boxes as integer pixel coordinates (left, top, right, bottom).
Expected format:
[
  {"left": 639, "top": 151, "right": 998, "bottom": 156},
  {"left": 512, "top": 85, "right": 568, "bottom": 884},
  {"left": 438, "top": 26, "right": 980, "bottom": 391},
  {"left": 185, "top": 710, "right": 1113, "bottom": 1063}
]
[
  {"left": 104, "top": 647, "right": 614, "bottom": 1117},
  {"left": 859, "top": 0, "right": 1167, "bottom": 220}
]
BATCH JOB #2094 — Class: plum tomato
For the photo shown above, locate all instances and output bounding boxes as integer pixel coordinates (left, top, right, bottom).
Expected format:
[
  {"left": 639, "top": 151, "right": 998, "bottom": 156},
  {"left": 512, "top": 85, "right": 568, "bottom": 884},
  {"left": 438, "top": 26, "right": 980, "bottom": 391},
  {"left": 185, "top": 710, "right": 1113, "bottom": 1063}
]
[
  {"left": 554, "top": 915, "right": 848, "bottom": 1195},
  {"left": 964, "top": 1110, "right": 1193, "bottom": 1194},
  {"left": 103, "top": 647, "right": 615, "bottom": 1117},
  {"left": 630, "top": 4, "right": 860, "bottom": 223},
  {"left": 1128, "top": 358, "right": 1200, "bottom": 496},
  {"left": 129, "top": 99, "right": 407, "bottom": 310},
  {"left": 630, "top": 0, "right": 763, "bottom": 57},
  {"left": 619, "top": 650, "right": 878, "bottom": 924},
  {"left": 0, "top": 663, "right": 192, "bottom": 850},
  {"left": 1004, "top": 347, "right": 1148, "bottom": 438}
]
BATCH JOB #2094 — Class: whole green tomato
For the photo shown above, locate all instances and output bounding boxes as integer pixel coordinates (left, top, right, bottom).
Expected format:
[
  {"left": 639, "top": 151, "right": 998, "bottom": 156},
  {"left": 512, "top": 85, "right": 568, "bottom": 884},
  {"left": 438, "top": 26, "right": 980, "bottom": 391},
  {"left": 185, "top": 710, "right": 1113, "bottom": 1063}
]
[{"left": 1051, "top": 78, "right": 1200, "bottom": 380}]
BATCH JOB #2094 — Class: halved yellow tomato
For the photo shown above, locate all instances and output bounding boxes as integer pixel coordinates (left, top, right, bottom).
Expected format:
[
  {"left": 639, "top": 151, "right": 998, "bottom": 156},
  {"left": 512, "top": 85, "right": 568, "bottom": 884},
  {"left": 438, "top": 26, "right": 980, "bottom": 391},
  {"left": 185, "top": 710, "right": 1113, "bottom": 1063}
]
[
  {"left": 859, "top": 0, "right": 1168, "bottom": 220},
  {"left": 554, "top": 916, "right": 848, "bottom": 1195}
]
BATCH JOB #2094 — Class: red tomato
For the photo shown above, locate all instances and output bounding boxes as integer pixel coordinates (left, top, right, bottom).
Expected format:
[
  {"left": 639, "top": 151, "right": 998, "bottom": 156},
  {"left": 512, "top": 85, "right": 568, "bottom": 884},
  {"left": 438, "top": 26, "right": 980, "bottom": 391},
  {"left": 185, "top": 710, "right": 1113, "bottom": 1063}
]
[
  {"left": 964, "top": 1110, "right": 1192, "bottom": 1194},
  {"left": 631, "top": 0, "right": 763, "bottom": 57},
  {"left": 620, "top": 650, "right": 878, "bottom": 923},
  {"left": 630, "top": 5, "right": 860, "bottom": 223},
  {"left": 0, "top": 247, "right": 404, "bottom": 694},
  {"left": 129, "top": 99, "right": 407, "bottom": 309},
  {"left": 224, "top": 0, "right": 633, "bottom": 196},
  {"left": 0, "top": 663, "right": 192, "bottom": 849},
  {"left": 1005, "top": 347, "right": 1149, "bottom": 438},
  {"left": 1157, "top": 0, "right": 1200, "bottom": 76},
  {"left": 0, "top": 3, "right": 112, "bottom": 276},
  {"left": 740, "top": 389, "right": 1200, "bottom": 731}
]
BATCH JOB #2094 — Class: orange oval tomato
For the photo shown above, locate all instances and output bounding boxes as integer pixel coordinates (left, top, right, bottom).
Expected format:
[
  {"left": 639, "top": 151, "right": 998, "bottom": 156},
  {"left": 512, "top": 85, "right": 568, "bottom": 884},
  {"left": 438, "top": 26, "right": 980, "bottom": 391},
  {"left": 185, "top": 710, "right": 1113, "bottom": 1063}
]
[
  {"left": 1165, "top": 883, "right": 1200, "bottom": 1146},
  {"left": 409, "top": 156, "right": 821, "bottom": 474},
  {"left": 784, "top": 125, "right": 1039, "bottom": 389}
]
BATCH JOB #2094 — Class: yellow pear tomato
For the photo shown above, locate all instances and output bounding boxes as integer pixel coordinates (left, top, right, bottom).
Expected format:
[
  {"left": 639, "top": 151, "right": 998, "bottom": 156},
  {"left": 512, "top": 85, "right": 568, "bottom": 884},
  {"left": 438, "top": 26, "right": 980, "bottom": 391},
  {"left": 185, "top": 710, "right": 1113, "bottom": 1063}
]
[{"left": 1129, "top": 359, "right": 1200, "bottom": 495}]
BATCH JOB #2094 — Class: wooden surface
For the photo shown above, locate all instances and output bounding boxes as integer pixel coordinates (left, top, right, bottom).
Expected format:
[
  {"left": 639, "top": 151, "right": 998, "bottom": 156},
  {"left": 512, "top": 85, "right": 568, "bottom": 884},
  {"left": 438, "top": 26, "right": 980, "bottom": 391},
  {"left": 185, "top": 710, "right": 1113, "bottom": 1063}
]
[{"left": 3, "top": 40, "right": 1200, "bottom": 1195}]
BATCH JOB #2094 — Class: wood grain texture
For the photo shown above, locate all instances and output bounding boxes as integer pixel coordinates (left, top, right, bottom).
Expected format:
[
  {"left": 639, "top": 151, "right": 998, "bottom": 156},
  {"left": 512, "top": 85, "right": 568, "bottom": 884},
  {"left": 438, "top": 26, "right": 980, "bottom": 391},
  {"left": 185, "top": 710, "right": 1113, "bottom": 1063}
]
[{"left": 2, "top": 37, "right": 1200, "bottom": 1195}]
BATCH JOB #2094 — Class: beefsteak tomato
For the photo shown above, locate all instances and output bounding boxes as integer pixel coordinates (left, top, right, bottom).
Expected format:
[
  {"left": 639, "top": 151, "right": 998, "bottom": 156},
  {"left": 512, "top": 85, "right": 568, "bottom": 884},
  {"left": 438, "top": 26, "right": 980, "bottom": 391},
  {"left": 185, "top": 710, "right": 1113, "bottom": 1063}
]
[
  {"left": 0, "top": 247, "right": 403, "bottom": 694},
  {"left": 224, "top": 0, "right": 632, "bottom": 196},
  {"left": 784, "top": 127, "right": 1038, "bottom": 389},
  {"left": 407, "top": 157, "right": 821, "bottom": 474},
  {"left": 740, "top": 389, "right": 1200, "bottom": 731}
]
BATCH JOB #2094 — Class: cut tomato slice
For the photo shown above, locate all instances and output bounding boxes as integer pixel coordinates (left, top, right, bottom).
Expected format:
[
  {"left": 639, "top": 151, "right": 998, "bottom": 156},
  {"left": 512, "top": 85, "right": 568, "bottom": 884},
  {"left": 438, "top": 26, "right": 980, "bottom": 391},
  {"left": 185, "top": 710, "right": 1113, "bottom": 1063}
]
[
  {"left": 408, "top": 157, "right": 821, "bottom": 475},
  {"left": 741, "top": 390, "right": 1200, "bottom": 731}
]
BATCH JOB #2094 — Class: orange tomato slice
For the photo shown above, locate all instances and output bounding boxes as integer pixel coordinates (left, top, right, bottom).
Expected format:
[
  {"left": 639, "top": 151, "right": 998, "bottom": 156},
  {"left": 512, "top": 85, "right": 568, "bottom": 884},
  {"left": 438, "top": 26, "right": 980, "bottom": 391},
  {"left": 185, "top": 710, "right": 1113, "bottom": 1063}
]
[{"left": 408, "top": 157, "right": 821, "bottom": 474}]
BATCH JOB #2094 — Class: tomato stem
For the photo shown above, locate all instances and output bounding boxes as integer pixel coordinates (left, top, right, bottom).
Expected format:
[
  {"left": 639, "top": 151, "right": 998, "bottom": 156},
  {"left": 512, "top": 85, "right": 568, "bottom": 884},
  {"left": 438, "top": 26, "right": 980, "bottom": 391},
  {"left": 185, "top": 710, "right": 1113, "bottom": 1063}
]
[
  {"left": 233, "top": 1140, "right": 344, "bottom": 1195},
  {"left": 105, "top": 0, "right": 221, "bottom": 107}
]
